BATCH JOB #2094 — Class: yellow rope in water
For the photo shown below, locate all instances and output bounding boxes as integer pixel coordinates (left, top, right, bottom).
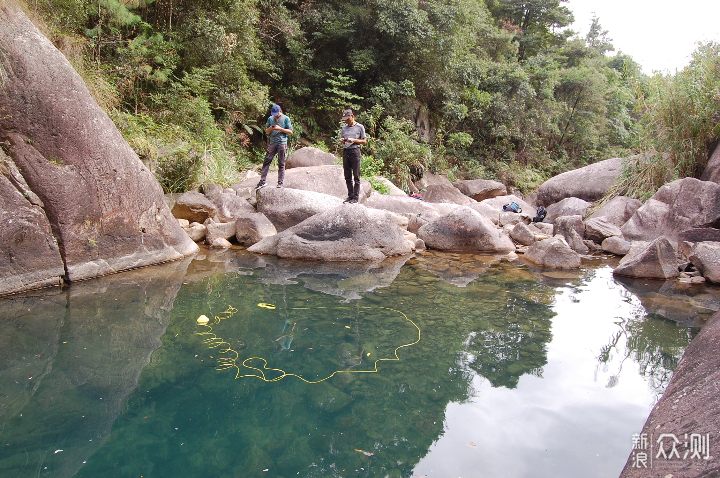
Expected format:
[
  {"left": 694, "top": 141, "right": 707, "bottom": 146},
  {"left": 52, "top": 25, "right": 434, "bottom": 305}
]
[{"left": 195, "top": 303, "right": 420, "bottom": 383}]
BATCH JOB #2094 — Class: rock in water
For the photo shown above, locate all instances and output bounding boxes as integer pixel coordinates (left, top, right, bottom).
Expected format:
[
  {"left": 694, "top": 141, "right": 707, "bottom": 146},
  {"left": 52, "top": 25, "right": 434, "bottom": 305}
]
[{"left": 0, "top": 4, "right": 198, "bottom": 290}]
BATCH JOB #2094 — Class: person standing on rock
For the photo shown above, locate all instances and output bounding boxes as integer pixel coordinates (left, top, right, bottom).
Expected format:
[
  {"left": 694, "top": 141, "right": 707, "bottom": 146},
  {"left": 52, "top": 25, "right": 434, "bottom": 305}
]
[
  {"left": 256, "top": 104, "right": 293, "bottom": 190},
  {"left": 339, "top": 108, "right": 367, "bottom": 203}
]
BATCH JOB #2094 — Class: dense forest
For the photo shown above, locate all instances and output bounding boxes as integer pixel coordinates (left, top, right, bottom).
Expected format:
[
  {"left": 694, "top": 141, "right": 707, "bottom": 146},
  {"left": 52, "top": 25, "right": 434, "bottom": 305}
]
[{"left": 21, "top": 0, "right": 720, "bottom": 196}]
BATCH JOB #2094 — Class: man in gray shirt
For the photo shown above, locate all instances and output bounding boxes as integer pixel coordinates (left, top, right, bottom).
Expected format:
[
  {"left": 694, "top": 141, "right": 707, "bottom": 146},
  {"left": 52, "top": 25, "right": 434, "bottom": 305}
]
[
  {"left": 340, "top": 109, "right": 367, "bottom": 203},
  {"left": 256, "top": 104, "right": 293, "bottom": 190}
]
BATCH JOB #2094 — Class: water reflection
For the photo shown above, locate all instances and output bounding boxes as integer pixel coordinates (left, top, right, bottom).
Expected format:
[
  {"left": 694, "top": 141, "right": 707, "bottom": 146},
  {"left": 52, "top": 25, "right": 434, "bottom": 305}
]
[
  {"left": 0, "top": 251, "right": 708, "bottom": 478},
  {"left": 0, "top": 258, "right": 191, "bottom": 478}
]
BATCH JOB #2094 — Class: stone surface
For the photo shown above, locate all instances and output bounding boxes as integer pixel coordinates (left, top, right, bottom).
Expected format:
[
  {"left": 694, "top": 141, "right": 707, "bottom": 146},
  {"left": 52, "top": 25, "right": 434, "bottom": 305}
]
[
  {"left": 0, "top": 5, "right": 198, "bottom": 287},
  {"left": 172, "top": 191, "right": 219, "bottom": 224},
  {"left": 453, "top": 179, "right": 507, "bottom": 201},
  {"left": 205, "top": 219, "right": 237, "bottom": 244},
  {"left": 255, "top": 187, "right": 343, "bottom": 232},
  {"left": 677, "top": 228, "right": 720, "bottom": 244},
  {"left": 700, "top": 140, "right": 720, "bottom": 184},
  {"left": 544, "top": 197, "right": 591, "bottom": 224},
  {"left": 477, "top": 195, "right": 537, "bottom": 219},
  {"left": 619, "top": 310, "right": 720, "bottom": 478},
  {"left": 601, "top": 236, "right": 631, "bottom": 256},
  {"left": 407, "top": 213, "right": 431, "bottom": 234},
  {"left": 365, "top": 192, "right": 455, "bottom": 217},
  {"left": 213, "top": 192, "right": 255, "bottom": 223},
  {"left": 417, "top": 206, "right": 516, "bottom": 253},
  {"left": 586, "top": 196, "right": 642, "bottom": 227},
  {"left": 613, "top": 237, "right": 679, "bottom": 279},
  {"left": 248, "top": 204, "right": 412, "bottom": 261},
  {"left": 536, "top": 156, "right": 623, "bottom": 206},
  {"left": 374, "top": 177, "right": 407, "bottom": 196},
  {"left": 235, "top": 213, "right": 277, "bottom": 246},
  {"left": 621, "top": 178, "right": 720, "bottom": 247},
  {"left": 688, "top": 242, "right": 720, "bottom": 283},
  {"left": 422, "top": 184, "right": 476, "bottom": 205},
  {"left": 209, "top": 237, "right": 232, "bottom": 249},
  {"left": 523, "top": 237, "right": 582, "bottom": 269},
  {"left": 183, "top": 222, "right": 206, "bottom": 242},
  {"left": 553, "top": 215, "right": 589, "bottom": 254},
  {"left": 510, "top": 222, "right": 537, "bottom": 246},
  {"left": 415, "top": 173, "right": 453, "bottom": 190},
  {"left": 0, "top": 170, "right": 65, "bottom": 296},
  {"left": 231, "top": 165, "right": 371, "bottom": 201},
  {"left": 584, "top": 216, "right": 623, "bottom": 243},
  {"left": 285, "top": 147, "right": 339, "bottom": 169}
]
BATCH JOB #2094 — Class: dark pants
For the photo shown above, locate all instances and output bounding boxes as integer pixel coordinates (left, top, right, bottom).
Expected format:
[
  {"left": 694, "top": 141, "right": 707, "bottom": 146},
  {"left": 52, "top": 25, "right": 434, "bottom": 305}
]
[
  {"left": 260, "top": 143, "right": 287, "bottom": 185},
  {"left": 343, "top": 147, "right": 361, "bottom": 200}
]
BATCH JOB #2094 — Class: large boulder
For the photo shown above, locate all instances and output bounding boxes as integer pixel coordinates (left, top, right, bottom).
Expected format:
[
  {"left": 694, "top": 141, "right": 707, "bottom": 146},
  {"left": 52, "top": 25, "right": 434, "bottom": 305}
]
[
  {"left": 453, "top": 179, "right": 507, "bottom": 201},
  {"left": 0, "top": 5, "right": 198, "bottom": 286},
  {"left": 235, "top": 213, "right": 277, "bottom": 246},
  {"left": 688, "top": 242, "right": 720, "bottom": 283},
  {"left": 0, "top": 164, "right": 65, "bottom": 296},
  {"left": 422, "top": 184, "right": 475, "bottom": 205},
  {"left": 523, "top": 237, "right": 582, "bottom": 269},
  {"left": 417, "top": 206, "right": 516, "bottom": 253},
  {"left": 544, "top": 197, "right": 591, "bottom": 224},
  {"left": 172, "top": 191, "right": 218, "bottom": 224},
  {"left": 285, "top": 147, "right": 339, "bottom": 169},
  {"left": 536, "top": 156, "right": 623, "bottom": 206},
  {"left": 476, "top": 195, "right": 537, "bottom": 218},
  {"left": 601, "top": 236, "right": 631, "bottom": 256},
  {"left": 584, "top": 216, "right": 622, "bottom": 243},
  {"left": 248, "top": 204, "right": 412, "bottom": 261},
  {"left": 620, "top": 178, "right": 720, "bottom": 247},
  {"left": 613, "top": 237, "right": 680, "bottom": 279},
  {"left": 586, "top": 196, "right": 642, "bottom": 227},
  {"left": 255, "top": 187, "right": 343, "bottom": 232},
  {"left": 365, "top": 192, "right": 455, "bottom": 218},
  {"left": 415, "top": 173, "right": 453, "bottom": 190},
  {"left": 619, "top": 310, "right": 720, "bottom": 478},
  {"left": 552, "top": 215, "right": 588, "bottom": 254},
  {"left": 231, "top": 165, "right": 371, "bottom": 201},
  {"left": 213, "top": 192, "right": 255, "bottom": 223}
]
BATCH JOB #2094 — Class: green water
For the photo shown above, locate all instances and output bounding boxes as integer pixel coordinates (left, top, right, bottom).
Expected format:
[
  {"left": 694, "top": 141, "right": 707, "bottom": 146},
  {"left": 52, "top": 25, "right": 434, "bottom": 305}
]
[{"left": 1, "top": 249, "right": 715, "bottom": 478}]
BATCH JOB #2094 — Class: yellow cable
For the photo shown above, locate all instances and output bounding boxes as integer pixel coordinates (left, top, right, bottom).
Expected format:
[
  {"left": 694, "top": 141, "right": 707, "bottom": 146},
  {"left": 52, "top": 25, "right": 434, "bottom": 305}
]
[{"left": 195, "top": 303, "right": 420, "bottom": 383}]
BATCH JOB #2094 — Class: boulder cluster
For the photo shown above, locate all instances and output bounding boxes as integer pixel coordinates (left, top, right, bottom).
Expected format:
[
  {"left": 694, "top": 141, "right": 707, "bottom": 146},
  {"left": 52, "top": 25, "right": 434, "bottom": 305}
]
[{"left": 170, "top": 148, "right": 720, "bottom": 285}]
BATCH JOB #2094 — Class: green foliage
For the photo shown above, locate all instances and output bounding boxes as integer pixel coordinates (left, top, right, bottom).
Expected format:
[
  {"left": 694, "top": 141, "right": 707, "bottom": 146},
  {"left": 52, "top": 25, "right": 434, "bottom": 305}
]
[
  {"left": 638, "top": 41, "right": 720, "bottom": 179},
  {"left": 605, "top": 152, "right": 674, "bottom": 202},
  {"left": 319, "top": 68, "right": 364, "bottom": 113},
  {"left": 360, "top": 155, "right": 392, "bottom": 194}
]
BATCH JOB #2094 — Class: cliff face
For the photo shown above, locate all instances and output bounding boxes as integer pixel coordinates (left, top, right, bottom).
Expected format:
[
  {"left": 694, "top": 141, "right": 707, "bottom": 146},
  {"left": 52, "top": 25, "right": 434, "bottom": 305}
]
[{"left": 0, "top": 3, "right": 198, "bottom": 296}]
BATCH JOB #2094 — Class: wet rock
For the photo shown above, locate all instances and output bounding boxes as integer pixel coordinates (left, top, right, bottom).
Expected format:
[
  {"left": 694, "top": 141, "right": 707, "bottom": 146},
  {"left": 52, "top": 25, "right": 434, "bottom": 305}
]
[
  {"left": 306, "top": 381, "right": 352, "bottom": 413},
  {"left": 523, "top": 237, "right": 582, "bottom": 269},
  {"left": 613, "top": 236, "right": 679, "bottom": 279},
  {"left": 417, "top": 206, "right": 516, "bottom": 253}
]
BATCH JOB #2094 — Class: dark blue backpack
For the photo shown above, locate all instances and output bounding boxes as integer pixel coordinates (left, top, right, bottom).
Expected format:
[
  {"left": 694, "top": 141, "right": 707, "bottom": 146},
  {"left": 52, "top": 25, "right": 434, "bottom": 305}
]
[
  {"left": 532, "top": 206, "right": 547, "bottom": 223},
  {"left": 502, "top": 202, "right": 522, "bottom": 213}
]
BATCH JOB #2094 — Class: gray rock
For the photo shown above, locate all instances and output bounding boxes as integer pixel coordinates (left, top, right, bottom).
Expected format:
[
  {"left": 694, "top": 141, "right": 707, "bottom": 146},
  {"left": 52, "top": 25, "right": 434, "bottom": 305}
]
[
  {"left": 510, "top": 222, "right": 537, "bottom": 246},
  {"left": 553, "top": 215, "right": 589, "bottom": 254},
  {"left": 613, "top": 236, "right": 679, "bottom": 279},
  {"left": 621, "top": 178, "right": 720, "bottom": 247},
  {"left": 213, "top": 192, "right": 255, "bottom": 223},
  {"left": 415, "top": 173, "right": 453, "bottom": 190},
  {"left": 285, "top": 147, "right": 339, "bottom": 169},
  {"left": 235, "top": 213, "right": 278, "bottom": 246},
  {"left": 688, "top": 242, "right": 720, "bottom": 283},
  {"left": 374, "top": 176, "right": 407, "bottom": 196},
  {"left": 477, "top": 195, "right": 537, "bottom": 218},
  {"left": 407, "top": 213, "right": 431, "bottom": 234},
  {"left": 172, "top": 191, "right": 218, "bottom": 224},
  {"left": 256, "top": 187, "right": 343, "bottom": 232},
  {"left": 205, "top": 219, "right": 237, "bottom": 244},
  {"left": 586, "top": 196, "right": 642, "bottom": 227},
  {"left": 231, "top": 165, "right": 371, "bottom": 201},
  {"left": 536, "top": 156, "right": 623, "bottom": 206},
  {"left": 545, "top": 197, "right": 591, "bottom": 224},
  {"left": 417, "top": 206, "right": 516, "bottom": 253},
  {"left": 0, "top": 5, "right": 198, "bottom": 286},
  {"left": 601, "top": 236, "right": 631, "bottom": 256},
  {"left": 422, "top": 184, "right": 476, "bottom": 205},
  {"left": 365, "top": 191, "right": 454, "bottom": 217},
  {"left": 248, "top": 204, "right": 412, "bottom": 261},
  {"left": 209, "top": 237, "right": 232, "bottom": 249},
  {"left": 184, "top": 222, "right": 206, "bottom": 242},
  {"left": 498, "top": 211, "right": 532, "bottom": 227},
  {"left": 678, "top": 228, "right": 720, "bottom": 244},
  {"left": 200, "top": 183, "right": 224, "bottom": 200},
  {"left": 584, "top": 217, "right": 623, "bottom": 243},
  {"left": 453, "top": 179, "right": 507, "bottom": 201},
  {"left": 523, "top": 237, "right": 582, "bottom": 269}
]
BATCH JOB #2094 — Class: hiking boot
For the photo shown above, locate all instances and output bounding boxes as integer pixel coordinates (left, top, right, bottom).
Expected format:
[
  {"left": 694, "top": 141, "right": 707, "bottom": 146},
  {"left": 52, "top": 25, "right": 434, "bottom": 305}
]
[
  {"left": 348, "top": 198, "right": 358, "bottom": 204},
  {"left": 254, "top": 182, "right": 266, "bottom": 191},
  {"left": 343, "top": 197, "right": 353, "bottom": 203},
  {"left": 276, "top": 183, "right": 284, "bottom": 188}
]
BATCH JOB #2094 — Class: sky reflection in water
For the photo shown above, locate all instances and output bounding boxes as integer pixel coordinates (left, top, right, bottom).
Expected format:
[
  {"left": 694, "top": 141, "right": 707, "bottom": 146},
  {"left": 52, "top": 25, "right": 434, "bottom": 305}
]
[{"left": 0, "top": 249, "right": 710, "bottom": 478}]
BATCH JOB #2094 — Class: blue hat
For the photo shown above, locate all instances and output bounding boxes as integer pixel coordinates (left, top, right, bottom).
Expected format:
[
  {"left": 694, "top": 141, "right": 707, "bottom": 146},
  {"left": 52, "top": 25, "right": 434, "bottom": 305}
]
[{"left": 271, "top": 104, "right": 281, "bottom": 115}]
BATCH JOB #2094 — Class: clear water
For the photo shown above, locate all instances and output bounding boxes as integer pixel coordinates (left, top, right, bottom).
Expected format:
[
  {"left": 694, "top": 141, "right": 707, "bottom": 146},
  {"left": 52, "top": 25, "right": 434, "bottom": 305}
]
[{"left": 1, "top": 249, "right": 716, "bottom": 478}]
